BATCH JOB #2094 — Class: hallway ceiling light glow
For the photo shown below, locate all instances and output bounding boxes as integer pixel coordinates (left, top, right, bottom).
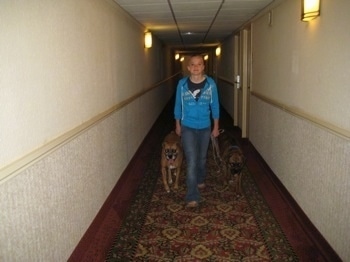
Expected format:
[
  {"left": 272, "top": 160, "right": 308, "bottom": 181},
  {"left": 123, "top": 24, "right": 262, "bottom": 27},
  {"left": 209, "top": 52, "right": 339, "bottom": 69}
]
[
  {"left": 145, "top": 32, "right": 152, "bottom": 48},
  {"left": 301, "top": 0, "right": 320, "bottom": 22},
  {"left": 215, "top": 47, "right": 221, "bottom": 56}
]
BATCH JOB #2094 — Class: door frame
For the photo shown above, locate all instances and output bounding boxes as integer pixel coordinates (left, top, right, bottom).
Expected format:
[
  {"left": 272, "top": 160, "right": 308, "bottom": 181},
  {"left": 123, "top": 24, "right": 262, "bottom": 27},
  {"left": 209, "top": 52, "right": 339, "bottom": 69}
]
[{"left": 234, "top": 27, "right": 251, "bottom": 138}]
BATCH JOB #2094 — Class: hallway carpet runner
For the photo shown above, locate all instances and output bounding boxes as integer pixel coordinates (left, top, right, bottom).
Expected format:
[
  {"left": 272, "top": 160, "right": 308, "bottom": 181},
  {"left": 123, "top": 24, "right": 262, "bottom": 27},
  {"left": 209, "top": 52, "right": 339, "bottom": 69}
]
[{"left": 105, "top": 128, "right": 298, "bottom": 261}]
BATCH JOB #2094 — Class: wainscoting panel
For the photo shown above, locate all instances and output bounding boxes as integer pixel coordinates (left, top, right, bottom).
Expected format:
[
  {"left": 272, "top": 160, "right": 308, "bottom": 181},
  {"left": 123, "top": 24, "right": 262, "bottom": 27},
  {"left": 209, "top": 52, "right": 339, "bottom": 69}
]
[
  {"left": 0, "top": 86, "right": 170, "bottom": 261},
  {"left": 249, "top": 95, "right": 350, "bottom": 260}
]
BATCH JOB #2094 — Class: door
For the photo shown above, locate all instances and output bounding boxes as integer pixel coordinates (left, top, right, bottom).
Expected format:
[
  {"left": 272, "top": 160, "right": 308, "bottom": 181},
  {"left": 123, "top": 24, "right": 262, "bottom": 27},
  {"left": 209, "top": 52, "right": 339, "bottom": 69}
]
[{"left": 234, "top": 27, "right": 251, "bottom": 138}]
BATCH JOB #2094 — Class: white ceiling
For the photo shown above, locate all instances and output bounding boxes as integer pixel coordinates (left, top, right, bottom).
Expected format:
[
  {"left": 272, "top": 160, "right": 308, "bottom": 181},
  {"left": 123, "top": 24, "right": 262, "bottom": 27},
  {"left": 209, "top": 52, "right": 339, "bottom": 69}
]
[{"left": 113, "top": 0, "right": 273, "bottom": 48}]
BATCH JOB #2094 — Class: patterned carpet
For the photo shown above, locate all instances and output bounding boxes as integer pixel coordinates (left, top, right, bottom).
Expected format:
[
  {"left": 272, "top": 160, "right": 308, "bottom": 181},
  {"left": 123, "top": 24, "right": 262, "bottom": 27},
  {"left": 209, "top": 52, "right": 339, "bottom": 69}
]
[{"left": 105, "top": 126, "right": 298, "bottom": 261}]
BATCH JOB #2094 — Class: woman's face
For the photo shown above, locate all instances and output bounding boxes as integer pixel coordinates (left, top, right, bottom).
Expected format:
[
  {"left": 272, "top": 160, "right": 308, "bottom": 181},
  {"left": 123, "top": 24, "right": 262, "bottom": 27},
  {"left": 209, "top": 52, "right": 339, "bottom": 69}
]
[{"left": 187, "top": 56, "right": 205, "bottom": 76}]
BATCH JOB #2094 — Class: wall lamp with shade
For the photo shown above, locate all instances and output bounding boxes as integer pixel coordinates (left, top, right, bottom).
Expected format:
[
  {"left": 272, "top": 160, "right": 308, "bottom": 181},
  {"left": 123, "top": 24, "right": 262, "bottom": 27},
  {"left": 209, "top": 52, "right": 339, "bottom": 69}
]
[
  {"left": 301, "top": 0, "right": 320, "bottom": 22},
  {"left": 175, "top": 53, "right": 180, "bottom": 60},
  {"left": 215, "top": 46, "right": 221, "bottom": 56},
  {"left": 144, "top": 31, "right": 152, "bottom": 48}
]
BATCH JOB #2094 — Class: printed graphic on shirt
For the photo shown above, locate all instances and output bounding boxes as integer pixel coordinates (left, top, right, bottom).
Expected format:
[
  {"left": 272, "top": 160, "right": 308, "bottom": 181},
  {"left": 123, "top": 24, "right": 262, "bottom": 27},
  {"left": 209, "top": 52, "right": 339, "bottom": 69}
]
[
  {"left": 191, "top": 89, "right": 201, "bottom": 99},
  {"left": 187, "top": 78, "right": 206, "bottom": 101},
  {"left": 183, "top": 87, "right": 211, "bottom": 105}
]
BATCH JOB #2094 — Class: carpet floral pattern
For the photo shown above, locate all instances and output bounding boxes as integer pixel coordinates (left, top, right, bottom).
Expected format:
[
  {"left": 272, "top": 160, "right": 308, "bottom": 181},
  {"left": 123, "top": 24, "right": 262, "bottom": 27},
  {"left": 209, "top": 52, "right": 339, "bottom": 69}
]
[{"left": 106, "top": 131, "right": 298, "bottom": 261}]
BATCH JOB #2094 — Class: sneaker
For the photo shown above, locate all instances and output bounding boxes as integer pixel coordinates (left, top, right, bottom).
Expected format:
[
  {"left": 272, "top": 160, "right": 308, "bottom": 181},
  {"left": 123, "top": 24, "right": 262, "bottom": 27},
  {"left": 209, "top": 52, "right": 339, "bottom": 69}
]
[
  {"left": 197, "top": 183, "right": 206, "bottom": 189},
  {"left": 186, "top": 201, "right": 198, "bottom": 208}
]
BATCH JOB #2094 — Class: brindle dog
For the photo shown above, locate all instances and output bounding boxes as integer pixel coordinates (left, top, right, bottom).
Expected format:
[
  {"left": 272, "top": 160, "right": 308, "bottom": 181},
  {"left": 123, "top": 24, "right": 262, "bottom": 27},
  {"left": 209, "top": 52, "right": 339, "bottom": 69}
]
[
  {"left": 217, "top": 130, "right": 246, "bottom": 194},
  {"left": 161, "top": 131, "right": 183, "bottom": 193}
]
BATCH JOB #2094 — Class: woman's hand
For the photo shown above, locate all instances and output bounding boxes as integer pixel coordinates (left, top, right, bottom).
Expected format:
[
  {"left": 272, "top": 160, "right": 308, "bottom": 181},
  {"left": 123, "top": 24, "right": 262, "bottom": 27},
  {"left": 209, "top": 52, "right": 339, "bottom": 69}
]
[
  {"left": 175, "top": 120, "right": 181, "bottom": 136},
  {"left": 211, "top": 127, "right": 220, "bottom": 138},
  {"left": 211, "top": 119, "right": 220, "bottom": 137}
]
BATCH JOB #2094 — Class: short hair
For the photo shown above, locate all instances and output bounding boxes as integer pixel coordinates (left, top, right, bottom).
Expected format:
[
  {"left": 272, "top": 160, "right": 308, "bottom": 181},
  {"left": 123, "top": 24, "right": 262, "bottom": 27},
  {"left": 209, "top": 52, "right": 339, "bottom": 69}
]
[
  {"left": 190, "top": 54, "right": 204, "bottom": 59},
  {"left": 188, "top": 54, "right": 204, "bottom": 64}
]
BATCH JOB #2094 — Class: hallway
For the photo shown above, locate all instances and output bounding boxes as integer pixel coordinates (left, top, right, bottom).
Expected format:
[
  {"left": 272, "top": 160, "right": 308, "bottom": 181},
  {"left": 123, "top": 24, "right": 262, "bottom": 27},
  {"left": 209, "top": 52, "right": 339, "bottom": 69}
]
[
  {"left": 69, "top": 98, "right": 340, "bottom": 261},
  {"left": 1, "top": 1, "right": 350, "bottom": 261}
]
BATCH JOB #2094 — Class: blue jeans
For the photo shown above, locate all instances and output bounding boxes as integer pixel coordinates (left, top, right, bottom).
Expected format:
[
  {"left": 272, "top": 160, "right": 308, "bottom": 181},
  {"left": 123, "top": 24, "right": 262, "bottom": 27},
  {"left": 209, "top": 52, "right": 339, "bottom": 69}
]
[{"left": 181, "top": 125, "right": 211, "bottom": 203}]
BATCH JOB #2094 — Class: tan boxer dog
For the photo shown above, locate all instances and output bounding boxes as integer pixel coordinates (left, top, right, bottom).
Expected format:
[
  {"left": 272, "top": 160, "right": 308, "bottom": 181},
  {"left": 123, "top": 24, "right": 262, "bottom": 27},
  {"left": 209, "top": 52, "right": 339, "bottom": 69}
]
[{"left": 161, "top": 131, "right": 183, "bottom": 193}]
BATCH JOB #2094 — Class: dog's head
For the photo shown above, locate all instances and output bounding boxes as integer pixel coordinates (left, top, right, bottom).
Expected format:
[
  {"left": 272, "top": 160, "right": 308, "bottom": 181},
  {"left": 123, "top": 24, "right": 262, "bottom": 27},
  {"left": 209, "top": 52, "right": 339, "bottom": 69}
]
[
  {"left": 228, "top": 147, "right": 245, "bottom": 174},
  {"left": 162, "top": 142, "right": 180, "bottom": 163}
]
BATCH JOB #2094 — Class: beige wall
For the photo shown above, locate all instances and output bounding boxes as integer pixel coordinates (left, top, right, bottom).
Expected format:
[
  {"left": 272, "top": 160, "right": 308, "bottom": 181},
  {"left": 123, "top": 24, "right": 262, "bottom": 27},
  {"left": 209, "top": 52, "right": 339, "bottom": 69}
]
[
  {"left": 0, "top": 0, "right": 171, "bottom": 261},
  {"left": 252, "top": 0, "right": 350, "bottom": 132},
  {"left": 0, "top": 0, "right": 163, "bottom": 169},
  {"left": 218, "top": 0, "right": 350, "bottom": 260}
]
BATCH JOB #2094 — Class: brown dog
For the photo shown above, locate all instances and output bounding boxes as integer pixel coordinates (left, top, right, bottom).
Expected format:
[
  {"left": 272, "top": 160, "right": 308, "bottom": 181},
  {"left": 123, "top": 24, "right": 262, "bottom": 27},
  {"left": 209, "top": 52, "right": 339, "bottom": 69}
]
[
  {"left": 161, "top": 131, "right": 183, "bottom": 193},
  {"left": 218, "top": 130, "right": 246, "bottom": 194}
]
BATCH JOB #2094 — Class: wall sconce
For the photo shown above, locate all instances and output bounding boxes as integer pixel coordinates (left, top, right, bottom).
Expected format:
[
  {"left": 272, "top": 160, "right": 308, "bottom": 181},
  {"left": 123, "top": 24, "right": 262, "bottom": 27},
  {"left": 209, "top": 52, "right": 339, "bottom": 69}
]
[
  {"left": 144, "top": 32, "right": 152, "bottom": 48},
  {"left": 204, "top": 54, "right": 208, "bottom": 61},
  {"left": 175, "top": 53, "right": 180, "bottom": 60},
  {"left": 301, "top": 0, "right": 320, "bottom": 22},
  {"left": 180, "top": 56, "right": 184, "bottom": 62},
  {"left": 215, "top": 47, "right": 221, "bottom": 56}
]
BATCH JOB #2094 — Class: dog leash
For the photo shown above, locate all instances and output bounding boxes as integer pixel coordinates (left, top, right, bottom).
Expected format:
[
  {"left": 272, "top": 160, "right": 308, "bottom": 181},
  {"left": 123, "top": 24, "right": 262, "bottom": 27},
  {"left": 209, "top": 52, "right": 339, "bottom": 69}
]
[{"left": 211, "top": 129, "right": 224, "bottom": 170}]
